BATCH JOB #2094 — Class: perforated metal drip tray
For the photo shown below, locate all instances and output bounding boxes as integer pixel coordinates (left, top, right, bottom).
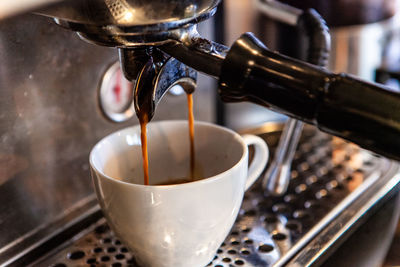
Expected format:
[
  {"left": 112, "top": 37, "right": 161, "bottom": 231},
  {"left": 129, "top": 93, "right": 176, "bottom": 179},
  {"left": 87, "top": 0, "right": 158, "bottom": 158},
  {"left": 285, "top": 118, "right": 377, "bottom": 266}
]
[{"left": 34, "top": 124, "right": 400, "bottom": 267}]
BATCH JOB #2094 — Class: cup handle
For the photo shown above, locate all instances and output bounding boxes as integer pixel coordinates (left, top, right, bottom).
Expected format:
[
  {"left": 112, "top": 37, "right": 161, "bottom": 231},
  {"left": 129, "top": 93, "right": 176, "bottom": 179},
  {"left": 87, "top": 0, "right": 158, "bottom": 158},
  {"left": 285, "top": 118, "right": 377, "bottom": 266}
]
[{"left": 242, "top": 134, "right": 269, "bottom": 191}]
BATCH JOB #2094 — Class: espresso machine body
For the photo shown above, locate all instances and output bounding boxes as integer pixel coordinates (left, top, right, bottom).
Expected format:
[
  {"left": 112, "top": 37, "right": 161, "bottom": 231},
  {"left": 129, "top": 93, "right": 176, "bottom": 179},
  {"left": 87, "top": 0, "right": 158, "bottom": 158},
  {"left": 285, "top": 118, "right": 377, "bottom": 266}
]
[{"left": 1, "top": 1, "right": 400, "bottom": 266}]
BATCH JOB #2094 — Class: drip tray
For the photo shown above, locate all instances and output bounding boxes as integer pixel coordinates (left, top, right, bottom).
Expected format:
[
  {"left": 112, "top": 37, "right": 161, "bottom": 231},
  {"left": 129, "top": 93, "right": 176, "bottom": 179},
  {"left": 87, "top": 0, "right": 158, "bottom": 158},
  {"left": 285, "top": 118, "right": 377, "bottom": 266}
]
[{"left": 34, "top": 124, "right": 400, "bottom": 267}]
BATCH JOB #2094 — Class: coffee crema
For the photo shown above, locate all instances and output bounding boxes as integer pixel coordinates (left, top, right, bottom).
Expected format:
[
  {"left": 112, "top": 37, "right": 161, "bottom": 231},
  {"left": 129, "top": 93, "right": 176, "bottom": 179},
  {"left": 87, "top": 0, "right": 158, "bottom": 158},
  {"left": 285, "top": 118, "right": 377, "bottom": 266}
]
[
  {"left": 155, "top": 177, "right": 193, "bottom": 186},
  {"left": 138, "top": 92, "right": 196, "bottom": 185}
]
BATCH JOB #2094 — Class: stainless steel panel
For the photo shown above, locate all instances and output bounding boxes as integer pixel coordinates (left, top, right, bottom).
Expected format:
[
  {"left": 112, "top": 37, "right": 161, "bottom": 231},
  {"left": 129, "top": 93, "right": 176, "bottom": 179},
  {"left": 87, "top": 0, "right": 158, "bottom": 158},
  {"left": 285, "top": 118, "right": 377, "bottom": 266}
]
[{"left": 0, "top": 15, "right": 118, "bottom": 265}]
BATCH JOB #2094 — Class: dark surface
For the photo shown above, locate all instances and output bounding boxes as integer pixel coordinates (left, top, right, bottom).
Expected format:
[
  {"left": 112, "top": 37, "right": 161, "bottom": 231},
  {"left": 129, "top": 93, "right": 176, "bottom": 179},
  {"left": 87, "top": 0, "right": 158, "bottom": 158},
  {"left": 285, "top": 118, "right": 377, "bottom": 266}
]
[
  {"left": 384, "top": 207, "right": 400, "bottom": 266},
  {"left": 324, "top": 193, "right": 400, "bottom": 267}
]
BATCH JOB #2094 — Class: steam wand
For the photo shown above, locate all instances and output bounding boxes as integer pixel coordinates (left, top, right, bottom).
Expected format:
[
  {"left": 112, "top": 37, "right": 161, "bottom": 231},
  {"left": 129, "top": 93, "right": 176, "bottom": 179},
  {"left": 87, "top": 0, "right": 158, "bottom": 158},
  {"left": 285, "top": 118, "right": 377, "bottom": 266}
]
[{"left": 262, "top": 7, "right": 330, "bottom": 196}]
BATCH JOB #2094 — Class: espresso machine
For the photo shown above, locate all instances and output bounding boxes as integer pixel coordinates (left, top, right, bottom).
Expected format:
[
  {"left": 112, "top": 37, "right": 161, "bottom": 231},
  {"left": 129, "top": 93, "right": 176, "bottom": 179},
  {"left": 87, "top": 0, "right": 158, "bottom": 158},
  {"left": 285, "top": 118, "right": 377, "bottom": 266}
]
[{"left": 2, "top": 0, "right": 400, "bottom": 266}]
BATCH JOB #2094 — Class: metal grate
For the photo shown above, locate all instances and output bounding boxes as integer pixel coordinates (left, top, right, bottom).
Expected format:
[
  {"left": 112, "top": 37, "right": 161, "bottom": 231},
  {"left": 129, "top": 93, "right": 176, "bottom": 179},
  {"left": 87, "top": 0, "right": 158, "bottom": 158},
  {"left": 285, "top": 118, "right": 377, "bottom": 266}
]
[{"left": 35, "top": 126, "right": 400, "bottom": 267}]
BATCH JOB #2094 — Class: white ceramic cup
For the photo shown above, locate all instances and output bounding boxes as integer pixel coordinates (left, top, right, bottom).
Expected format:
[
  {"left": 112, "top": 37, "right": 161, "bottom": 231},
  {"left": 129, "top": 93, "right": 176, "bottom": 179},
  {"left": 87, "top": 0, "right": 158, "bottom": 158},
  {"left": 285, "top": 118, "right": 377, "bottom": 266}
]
[{"left": 89, "top": 120, "right": 269, "bottom": 267}]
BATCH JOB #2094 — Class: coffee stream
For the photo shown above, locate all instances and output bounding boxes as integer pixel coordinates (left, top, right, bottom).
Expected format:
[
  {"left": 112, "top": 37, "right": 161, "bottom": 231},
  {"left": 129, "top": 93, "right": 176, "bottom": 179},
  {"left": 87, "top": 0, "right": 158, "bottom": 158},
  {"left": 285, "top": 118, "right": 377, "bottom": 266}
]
[
  {"left": 139, "top": 93, "right": 196, "bottom": 185},
  {"left": 139, "top": 113, "right": 150, "bottom": 185},
  {"left": 187, "top": 93, "right": 195, "bottom": 180}
]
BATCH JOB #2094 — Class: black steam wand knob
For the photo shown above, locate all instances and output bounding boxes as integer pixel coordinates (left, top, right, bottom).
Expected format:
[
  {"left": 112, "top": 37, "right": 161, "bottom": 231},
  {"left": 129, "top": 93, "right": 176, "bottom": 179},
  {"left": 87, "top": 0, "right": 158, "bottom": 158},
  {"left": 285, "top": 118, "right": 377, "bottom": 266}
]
[{"left": 218, "top": 32, "right": 400, "bottom": 161}]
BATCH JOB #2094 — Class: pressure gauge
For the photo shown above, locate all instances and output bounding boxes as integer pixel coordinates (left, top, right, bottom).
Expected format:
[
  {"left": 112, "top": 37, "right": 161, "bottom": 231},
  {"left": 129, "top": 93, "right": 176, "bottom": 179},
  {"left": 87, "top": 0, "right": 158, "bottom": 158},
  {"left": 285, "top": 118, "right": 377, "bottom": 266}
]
[{"left": 98, "top": 62, "right": 135, "bottom": 122}]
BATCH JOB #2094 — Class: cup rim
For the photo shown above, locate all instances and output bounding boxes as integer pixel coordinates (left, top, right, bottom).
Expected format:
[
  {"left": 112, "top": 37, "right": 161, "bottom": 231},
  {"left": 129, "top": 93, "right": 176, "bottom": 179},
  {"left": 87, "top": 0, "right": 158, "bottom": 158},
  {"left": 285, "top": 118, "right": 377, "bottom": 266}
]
[{"left": 89, "top": 120, "right": 249, "bottom": 189}]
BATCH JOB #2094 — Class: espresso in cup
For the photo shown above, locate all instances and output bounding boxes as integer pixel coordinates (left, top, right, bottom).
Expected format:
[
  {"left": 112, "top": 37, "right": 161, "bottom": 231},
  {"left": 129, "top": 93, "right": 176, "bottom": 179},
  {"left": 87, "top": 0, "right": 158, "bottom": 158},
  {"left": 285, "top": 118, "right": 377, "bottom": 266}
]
[
  {"left": 155, "top": 177, "right": 193, "bottom": 185},
  {"left": 90, "top": 121, "right": 269, "bottom": 266}
]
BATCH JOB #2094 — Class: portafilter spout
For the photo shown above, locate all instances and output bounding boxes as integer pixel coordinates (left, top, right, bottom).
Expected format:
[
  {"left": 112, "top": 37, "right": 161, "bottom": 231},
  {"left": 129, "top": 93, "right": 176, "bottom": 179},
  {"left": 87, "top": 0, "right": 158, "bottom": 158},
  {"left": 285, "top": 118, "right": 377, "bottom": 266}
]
[{"left": 118, "top": 47, "right": 196, "bottom": 121}]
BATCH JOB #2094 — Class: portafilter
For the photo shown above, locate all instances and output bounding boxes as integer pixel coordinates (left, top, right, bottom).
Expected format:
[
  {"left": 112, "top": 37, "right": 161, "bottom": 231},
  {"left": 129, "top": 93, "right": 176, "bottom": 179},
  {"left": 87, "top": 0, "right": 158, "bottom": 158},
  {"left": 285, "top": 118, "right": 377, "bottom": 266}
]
[{"left": 35, "top": 0, "right": 400, "bottom": 161}]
